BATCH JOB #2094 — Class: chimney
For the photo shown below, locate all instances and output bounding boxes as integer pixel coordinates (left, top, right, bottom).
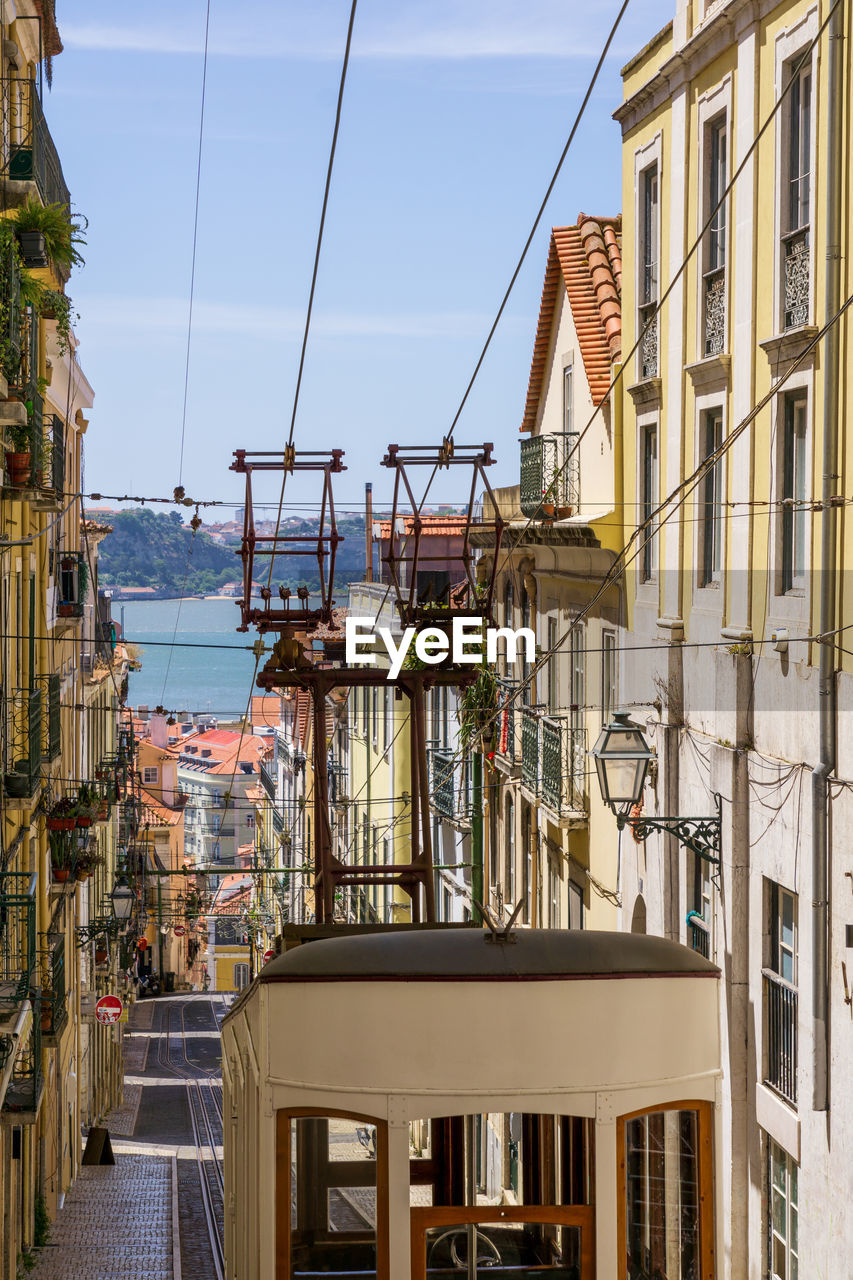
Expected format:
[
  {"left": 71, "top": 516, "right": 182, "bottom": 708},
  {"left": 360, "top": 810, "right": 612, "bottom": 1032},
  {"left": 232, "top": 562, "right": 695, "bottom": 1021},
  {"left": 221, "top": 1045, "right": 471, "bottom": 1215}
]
[
  {"left": 138, "top": 705, "right": 149, "bottom": 722},
  {"left": 149, "top": 713, "right": 167, "bottom": 749}
]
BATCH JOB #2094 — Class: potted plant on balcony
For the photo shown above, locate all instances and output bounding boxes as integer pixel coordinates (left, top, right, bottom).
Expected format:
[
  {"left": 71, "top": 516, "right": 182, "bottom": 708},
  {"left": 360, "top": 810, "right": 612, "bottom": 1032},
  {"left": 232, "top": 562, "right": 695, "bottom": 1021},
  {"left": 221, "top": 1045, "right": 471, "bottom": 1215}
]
[
  {"left": 11, "top": 196, "right": 86, "bottom": 277},
  {"left": 75, "top": 783, "right": 98, "bottom": 827},
  {"left": 49, "top": 830, "right": 76, "bottom": 883},
  {"left": 47, "top": 796, "right": 78, "bottom": 831},
  {"left": 4, "top": 419, "right": 31, "bottom": 488},
  {"left": 75, "top": 849, "right": 105, "bottom": 883},
  {"left": 458, "top": 663, "right": 499, "bottom": 756}
]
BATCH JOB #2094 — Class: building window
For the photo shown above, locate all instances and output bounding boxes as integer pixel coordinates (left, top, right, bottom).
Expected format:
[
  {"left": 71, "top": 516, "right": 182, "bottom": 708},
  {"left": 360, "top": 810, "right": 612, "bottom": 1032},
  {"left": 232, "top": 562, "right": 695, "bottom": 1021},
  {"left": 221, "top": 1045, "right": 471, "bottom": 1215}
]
[
  {"left": 639, "top": 163, "right": 659, "bottom": 378},
  {"left": 601, "top": 630, "right": 617, "bottom": 721},
  {"left": 521, "top": 805, "right": 532, "bottom": 924},
  {"left": 688, "top": 852, "right": 712, "bottom": 959},
  {"left": 371, "top": 685, "right": 378, "bottom": 746},
  {"left": 521, "top": 588, "right": 533, "bottom": 706},
  {"left": 779, "top": 392, "right": 808, "bottom": 594},
  {"left": 567, "top": 879, "right": 583, "bottom": 930},
  {"left": 233, "top": 963, "right": 250, "bottom": 990},
  {"left": 563, "top": 365, "right": 573, "bottom": 433},
  {"left": 142, "top": 766, "right": 158, "bottom": 785},
  {"left": 704, "top": 115, "right": 727, "bottom": 355},
  {"left": 764, "top": 881, "right": 798, "bottom": 1105},
  {"left": 505, "top": 795, "right": 514, "bottom": 902},
  {"left": 549, "top": 855, "right": 560, "bottom": 929},
  {"left": 782, "top": 57, "right": 812, "bottom": 329},
  {"left": 547, "top": 618, "right": 559, "bottom": 713},
  {"left": 640, "top": 423, "right": 659, "bottom": 582},
  {"left": 699, "top": 407, "right": 724, "bottom": 587},
  {"left": 768, "top": 1140, "right": 799, "bottom": 1280}
]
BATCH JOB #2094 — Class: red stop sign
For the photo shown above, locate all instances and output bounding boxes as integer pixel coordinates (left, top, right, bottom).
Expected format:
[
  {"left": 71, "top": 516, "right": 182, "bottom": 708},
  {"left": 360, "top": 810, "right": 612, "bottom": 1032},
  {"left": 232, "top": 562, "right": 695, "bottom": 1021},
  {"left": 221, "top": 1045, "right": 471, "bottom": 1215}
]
[
  {"left": 95, "top": 995, "right": 123, "bottom": 1026},
  {"left": 263, "top": 949, "right": 276, "bottom": 964},
  {"left": 173, "top": 925, "right": 186, "bottom": 937}
]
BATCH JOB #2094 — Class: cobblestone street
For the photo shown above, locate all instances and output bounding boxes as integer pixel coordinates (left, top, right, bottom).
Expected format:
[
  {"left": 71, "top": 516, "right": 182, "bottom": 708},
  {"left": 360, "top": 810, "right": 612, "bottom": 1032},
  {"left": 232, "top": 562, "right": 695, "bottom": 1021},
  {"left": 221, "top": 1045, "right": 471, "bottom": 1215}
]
[{"left": 29, "top": 995, "right": 227, "bottom": 1280}]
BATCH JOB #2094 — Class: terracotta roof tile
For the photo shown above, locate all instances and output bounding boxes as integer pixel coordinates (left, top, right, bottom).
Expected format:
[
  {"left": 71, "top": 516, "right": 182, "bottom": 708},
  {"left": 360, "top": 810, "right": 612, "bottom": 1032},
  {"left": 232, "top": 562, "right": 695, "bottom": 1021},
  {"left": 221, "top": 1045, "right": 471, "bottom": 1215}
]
[{"left": 521, "top": 214, "right": 621, "bottom": 431}]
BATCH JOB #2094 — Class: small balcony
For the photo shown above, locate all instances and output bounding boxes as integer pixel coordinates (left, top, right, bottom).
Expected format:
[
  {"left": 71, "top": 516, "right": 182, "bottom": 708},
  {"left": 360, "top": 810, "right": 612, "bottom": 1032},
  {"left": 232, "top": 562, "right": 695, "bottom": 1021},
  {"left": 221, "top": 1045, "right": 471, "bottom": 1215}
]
[
  {"left": 328, "top": 759, "right": 348, "bottom": 805},
  {"left": 0, "top": 873, "right": 42, "bottom": 1118},
  {"left": 0, "top": 77, "right": 71, "bottom": 210},
  {"left": 520, "top": 432, "right": 580, "bottom": 520},
  {"left": 260, "top": 756, "right": 277, "bottom": 801},
  {"left": 39, "top": 938, "right": 67, "bottom": 1046},
  {"left": 3, "top": 688, "right": 43, "bottom": 799},
  {"left": 34, "top": 673, "right": 61, "bottom": 761},
  {"left": 638, "top": 302, "right": 658, "bottom": 379},
  {"left": 687, "top": 914, "right": 711, "bottom": 960},
  {"left": 703, "top": 267, "right": 726, "bottom": 356},
  {"left": 495, "top": 678, "right": 520, "bottom": 772},
  {"left": 764, "top": 969, "right": 797, "bottom": 1105},
  {"left": 428, "top": 746, "right": 470, "bottom": 825},
  {"left": 782, "top": 228, "right": 809, "bottom": 330},
  {"left": 520, "top": 710, "right": 587, "bottom": 820},
  {"left": 58, "top": 550, "right": 86, "bottom": 619}
]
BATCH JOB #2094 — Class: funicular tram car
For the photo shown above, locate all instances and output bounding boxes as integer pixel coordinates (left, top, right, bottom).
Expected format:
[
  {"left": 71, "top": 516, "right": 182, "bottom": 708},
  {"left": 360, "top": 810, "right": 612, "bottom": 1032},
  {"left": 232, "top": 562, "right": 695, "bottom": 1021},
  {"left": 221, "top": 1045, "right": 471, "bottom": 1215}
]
[{"left": 221, "top": 926, "right": 721, "bottom": 1279}]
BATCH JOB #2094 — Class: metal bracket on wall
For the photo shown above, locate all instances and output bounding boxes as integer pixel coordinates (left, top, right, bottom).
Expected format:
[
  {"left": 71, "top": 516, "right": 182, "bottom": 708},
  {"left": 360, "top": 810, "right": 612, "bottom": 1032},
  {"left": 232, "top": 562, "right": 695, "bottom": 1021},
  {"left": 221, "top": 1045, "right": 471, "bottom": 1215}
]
[{"left": 618, "top": 792, "right": 723, "bottom": 887}]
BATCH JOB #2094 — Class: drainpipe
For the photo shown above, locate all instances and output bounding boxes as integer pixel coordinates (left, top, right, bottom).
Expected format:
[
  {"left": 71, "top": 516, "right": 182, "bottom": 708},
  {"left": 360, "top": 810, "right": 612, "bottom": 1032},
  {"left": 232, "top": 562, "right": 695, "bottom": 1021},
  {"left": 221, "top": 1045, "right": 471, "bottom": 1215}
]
[{"left": 812, "top": 0, "right": 843, "bottom": 1113}]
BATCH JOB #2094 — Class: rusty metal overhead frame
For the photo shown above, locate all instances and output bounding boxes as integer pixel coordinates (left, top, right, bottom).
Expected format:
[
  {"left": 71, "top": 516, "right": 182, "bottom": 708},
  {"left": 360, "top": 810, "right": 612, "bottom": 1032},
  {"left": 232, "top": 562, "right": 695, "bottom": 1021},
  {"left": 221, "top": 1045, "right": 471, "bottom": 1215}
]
[
  {"left": 380, "top": 439, "right": 505, "bottom": 627},
  {"left": 230, "top": 447, "right": 346, "bottom": 633},
  {"left": 257, "top": 654, "right": 476, "bottom": 924}
]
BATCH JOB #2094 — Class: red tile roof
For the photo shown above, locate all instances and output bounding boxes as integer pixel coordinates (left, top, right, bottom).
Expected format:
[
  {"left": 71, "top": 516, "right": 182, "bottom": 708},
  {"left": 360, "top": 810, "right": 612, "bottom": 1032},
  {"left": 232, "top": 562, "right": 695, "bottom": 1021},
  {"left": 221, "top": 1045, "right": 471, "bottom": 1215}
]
[
  {"left": 376, "top": 516, "right": 468, "bottom": 539},
  {"left": 251, "top": 696, "right": 281, "bottom": 730},
  {"left": 521, "top": 214, "right": 622, "bottom": 431}
]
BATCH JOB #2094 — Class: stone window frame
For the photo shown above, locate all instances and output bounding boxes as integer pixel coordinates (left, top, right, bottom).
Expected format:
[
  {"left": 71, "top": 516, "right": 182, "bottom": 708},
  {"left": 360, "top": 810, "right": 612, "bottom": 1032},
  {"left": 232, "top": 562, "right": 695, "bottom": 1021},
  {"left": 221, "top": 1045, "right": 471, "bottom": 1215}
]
[
  {"left": 768, "top": 365, "right": 813, "bottom": 621},
  {"left": 772, "top": 8, "right": 819, "bottom": 335},
  {"left": 691, "top": 389, "right": 727, "bottom": 603},
  {"left": 636, "top": 405, "right": 660, "bottom": 592},
  {"left": 695, "top": 76, "right": 732, "bottom": 361},
  {"left": 633, "top": 132, "right": 663, "bottom": 385}
]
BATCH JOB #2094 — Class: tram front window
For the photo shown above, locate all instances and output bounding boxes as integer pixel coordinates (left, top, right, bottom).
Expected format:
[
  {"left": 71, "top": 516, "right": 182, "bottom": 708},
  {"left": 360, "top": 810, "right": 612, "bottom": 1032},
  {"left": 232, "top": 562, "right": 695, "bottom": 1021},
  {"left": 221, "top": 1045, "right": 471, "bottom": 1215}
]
[
  {"left": 624, "top": 1108, "right": 703, "bottom": 1279},
  {"left": 289, "top": 1115, "right": 379, "bottom": 1277},
  {"left": 425, "top": 1220, "right": 581, "bottom": 1277}
]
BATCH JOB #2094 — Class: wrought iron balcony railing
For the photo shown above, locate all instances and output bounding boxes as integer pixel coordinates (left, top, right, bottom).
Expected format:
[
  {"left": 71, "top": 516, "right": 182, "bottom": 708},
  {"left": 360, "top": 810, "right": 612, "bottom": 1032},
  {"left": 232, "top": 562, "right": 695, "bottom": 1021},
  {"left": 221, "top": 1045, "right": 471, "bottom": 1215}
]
[
  {"left": 34, "top": 673, "right": 60, "bottom": 761},
  {"left": 328, "top": 759, "right": 347, "bottom": 805},
  {"left": 3, "top": 688, "right": 42, "bottom": 798},
  {"left": 39, "top": 938, "right": 67, "bottom": 1045},
  {"left": 495, "top": 678, "right": 520, "bottom": 765},
  {"left": 260, "top": 756, "right": 276, "bottom": 801},
  {"left": 703, "top": 267, "right": 726, "bottom": 356},
  {"left": 764, "top": 969, "right": 797, "bottom": 1105},
  {"left": 520, "top": 432, "right": 580, "bottom": 519},
  {"left": 0, "top": 77, "right": 70, "bottom": 210},
  {"left": 521, "top": 708, "right": 541, "bottom": 794},
  {"left": 520, "top": 710, "right": 587, "bottom": 817},
  {"left": 638, "top": 302, "right": 658, "bottom": 379},
  {"left": 428, "top": 746, "right": 470, "bottom": 823},
  {"left": 58, "top": 550, "right": 85, "bottom": 618},
  {"left": 540, "top": 716, "right": 587, "bottom": 816},
  {"left": 783, "top": 228, "right": 809, "bottom": 330},
  {"left": 0, "top": 873, "right": 38, "bottom": 1104},
  {"left": 688, "top": 916, "right": 710, "bottom": 960}
]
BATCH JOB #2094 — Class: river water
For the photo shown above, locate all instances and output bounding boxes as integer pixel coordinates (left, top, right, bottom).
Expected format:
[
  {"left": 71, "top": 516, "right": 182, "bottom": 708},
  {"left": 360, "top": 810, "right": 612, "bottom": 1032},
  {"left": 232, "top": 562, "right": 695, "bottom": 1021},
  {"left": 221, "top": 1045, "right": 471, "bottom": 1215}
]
[{"left": 119, "top": 598, "right": 259, "bottom": 721}]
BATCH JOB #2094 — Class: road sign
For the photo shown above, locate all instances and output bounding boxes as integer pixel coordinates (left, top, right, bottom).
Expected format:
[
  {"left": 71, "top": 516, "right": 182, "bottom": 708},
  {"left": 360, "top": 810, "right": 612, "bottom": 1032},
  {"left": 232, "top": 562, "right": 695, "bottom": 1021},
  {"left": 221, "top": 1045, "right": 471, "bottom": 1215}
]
[
  {"left": 95, "top": 995, "right": 123, "bottom": 1026},
  {"left": 263, "top": 949, "right": 276, "bottom": 964},
  {"left": 173, "top": 925, "right": 186, "bottom": 937}
]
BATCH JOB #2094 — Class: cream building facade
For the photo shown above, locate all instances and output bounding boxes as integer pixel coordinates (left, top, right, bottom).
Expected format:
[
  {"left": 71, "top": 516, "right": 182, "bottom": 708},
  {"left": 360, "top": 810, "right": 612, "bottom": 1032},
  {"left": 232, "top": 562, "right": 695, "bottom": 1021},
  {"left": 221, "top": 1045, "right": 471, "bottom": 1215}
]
[{"left": 614, "top": 0, "right": 853, "bottom": 1271}]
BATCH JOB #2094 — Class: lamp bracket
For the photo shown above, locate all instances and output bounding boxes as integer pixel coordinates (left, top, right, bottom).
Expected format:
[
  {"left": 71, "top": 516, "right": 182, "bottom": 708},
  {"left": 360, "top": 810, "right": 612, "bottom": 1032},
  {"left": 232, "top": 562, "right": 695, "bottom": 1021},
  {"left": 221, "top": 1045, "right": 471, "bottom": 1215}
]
[{"left": 618, "top": 794, "right": 722, "bottom": 884}]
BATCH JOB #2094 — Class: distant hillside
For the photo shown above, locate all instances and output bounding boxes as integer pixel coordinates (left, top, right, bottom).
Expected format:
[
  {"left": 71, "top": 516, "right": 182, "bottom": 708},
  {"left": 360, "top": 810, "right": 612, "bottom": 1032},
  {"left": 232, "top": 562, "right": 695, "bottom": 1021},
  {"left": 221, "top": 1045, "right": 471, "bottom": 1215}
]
[{"left": 97, "top": 508, "right": 367, "bottom": 597}]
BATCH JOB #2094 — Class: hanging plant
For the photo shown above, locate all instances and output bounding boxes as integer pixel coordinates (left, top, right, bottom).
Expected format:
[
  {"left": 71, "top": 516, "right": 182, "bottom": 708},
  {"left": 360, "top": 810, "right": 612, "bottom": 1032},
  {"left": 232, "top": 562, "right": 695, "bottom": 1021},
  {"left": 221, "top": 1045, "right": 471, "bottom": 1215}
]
[
  {"left": 11, "top": 196, "right": 86, "bottom": 275},
  {"left": 457, "top": 664, "right": 499, "bottom": 756}
]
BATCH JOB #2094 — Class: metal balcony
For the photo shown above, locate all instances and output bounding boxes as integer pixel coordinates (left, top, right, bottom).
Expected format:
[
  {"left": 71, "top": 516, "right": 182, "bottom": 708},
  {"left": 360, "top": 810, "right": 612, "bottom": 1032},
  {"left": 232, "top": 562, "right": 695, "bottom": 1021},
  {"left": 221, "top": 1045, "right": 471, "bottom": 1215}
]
[
  {"left": 703, "top": 267, "right": 726, "bottom": 356},
  {"left": 3, "top": 688, "right": 42, "bottom": 799},
  {"left": 688, "top": 917, "right": 710, "bottom": 960},
  {"left": 495, "top": 678, "right": 520, "bottom": 768},
  {"left": 58, "top": 550, "right": 85, "bottom": 618},
  {"left": 638, "top": 302, "right": 658, "bottom": 379},
  {"left": 428, "top": 746, "right": 470, "bottom": 824},
  {"left": 520, "top": 432, "right": 580, "bottom": 519},
  {"left": 782, "top": 228, "right": 809, "bottom": 330},
  {"left": 260, "top": 756, "right": 276, "bottom": 801},
  {"left": 0, "top": 77, "right": 70, "bottom": 209},
  {"left": 0, "top": 873, "right": 41, "bottom": 1117},
  {"left": 328, "top": 759, "right": 347, "bottom": 805},
  {"left": 520, "top": 710, "right": 587, "bottom": 818},
  {"left": 764, "top": 969, "right": 797, "bottom": 1105},
  {"left": 39, "top": 938, "right": 67, "bottom": 1046},
  {"left": 34, "top": 673, "right": 60, "bottom": 761}
]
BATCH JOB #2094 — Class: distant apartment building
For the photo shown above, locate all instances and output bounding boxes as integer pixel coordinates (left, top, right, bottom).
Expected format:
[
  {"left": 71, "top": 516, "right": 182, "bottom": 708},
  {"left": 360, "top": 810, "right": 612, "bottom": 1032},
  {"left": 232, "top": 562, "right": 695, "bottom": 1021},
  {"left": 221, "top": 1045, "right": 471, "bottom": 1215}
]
[{"left": 167, "top": 724, "right": 267, "bottom": 871}]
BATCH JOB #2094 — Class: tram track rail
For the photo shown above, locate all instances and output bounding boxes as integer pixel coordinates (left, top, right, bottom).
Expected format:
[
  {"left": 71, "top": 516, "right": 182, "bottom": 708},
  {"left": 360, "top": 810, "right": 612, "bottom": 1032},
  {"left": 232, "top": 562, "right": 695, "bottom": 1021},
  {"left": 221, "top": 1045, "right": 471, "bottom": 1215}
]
[{"left": 156, "top": 997, "right": 226, "bottom": 1280}]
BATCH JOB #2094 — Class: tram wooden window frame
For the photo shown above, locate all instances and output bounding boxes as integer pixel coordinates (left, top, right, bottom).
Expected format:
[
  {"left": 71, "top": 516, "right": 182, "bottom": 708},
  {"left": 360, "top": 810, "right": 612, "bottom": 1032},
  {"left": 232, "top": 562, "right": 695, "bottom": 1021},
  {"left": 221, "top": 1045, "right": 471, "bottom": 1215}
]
[
  {"left": 616, "top": 1098, "right": 715, "bottom": 1280},
  {"left": 411, "top": 1203, "right": 595, "bottom": 1279},
  {"left": 275, "top": 1107, "right": 390, "bottom": 1280}
]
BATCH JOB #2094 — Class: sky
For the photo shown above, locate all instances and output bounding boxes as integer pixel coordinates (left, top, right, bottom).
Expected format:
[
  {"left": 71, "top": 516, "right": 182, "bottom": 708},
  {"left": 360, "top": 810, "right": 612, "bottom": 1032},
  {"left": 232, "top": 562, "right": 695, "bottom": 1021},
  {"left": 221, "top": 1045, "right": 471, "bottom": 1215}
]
[{"left": 49, "top": 0, "right": 673, "bottom": 517}]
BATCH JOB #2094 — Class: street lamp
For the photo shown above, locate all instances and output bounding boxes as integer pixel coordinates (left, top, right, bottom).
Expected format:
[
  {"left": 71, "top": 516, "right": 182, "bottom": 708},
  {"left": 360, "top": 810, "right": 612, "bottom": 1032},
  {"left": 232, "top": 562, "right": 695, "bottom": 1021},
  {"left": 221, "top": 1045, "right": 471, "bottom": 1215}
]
[
  {"left": 591, "top": 712, "right": 722, "bottom": 872},
  {"left": 110, "top": 876, "right": 135, "bottom": 922},
  {"left": 590, "top": 712, "right": 654, "bottom": 816}
]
